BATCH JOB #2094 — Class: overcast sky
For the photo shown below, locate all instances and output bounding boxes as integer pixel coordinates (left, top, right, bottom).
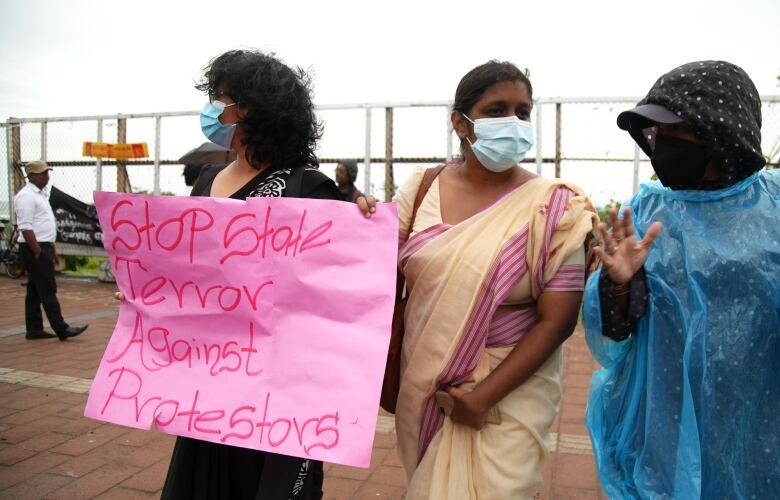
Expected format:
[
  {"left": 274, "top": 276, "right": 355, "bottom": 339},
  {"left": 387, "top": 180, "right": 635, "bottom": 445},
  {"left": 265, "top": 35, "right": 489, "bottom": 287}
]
[
  {"left": 0, "top": 0, "right": 778, "bottom": 208},
  {"left": 1, "top": 0, "right": 778, "bottom": 120}
]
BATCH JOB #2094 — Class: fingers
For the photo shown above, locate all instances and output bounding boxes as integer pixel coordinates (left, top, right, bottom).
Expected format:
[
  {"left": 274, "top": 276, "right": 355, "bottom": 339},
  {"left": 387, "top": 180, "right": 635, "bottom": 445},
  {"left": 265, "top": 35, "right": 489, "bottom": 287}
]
[
  {"left": 597, "top": 222, "right": 611, "bottom": 247},
  {"left": 597, "top": 222, "right": 616, "bottom": 256},
  {"left": 638, "top": 222, "right": 663, "bottom": 250},
  {"left": 356, "top": 195, "right": 377, "bottom": 218},
  {"left": 114, "top": 292, "right": 124, "bottom": 301},
  {"left": 592, "top": 245, "right": 608, "bottom": 263},
  {"left": 622, "top": 207, "right": 635, "bottom": 239},
  {"left": 608, "top": 208, "right": 625, "bottom": 241},
  {"left": 356, "top": 196, "right": 369, "bottom": 216},
  {"left": 444, "top": 385, "right": 466, "bottom": 399}
]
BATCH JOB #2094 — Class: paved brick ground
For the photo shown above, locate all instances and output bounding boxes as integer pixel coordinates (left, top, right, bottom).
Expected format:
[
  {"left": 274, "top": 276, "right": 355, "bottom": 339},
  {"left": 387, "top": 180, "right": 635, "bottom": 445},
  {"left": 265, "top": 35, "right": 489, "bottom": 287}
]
[{"left": 0, "top": 275, "right": 603, "bottom": 499}]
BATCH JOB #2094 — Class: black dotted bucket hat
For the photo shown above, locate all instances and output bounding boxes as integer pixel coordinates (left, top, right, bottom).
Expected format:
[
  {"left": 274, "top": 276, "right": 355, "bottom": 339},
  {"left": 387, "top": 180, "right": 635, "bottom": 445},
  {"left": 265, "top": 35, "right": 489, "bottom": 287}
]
[{"left": 618, "top": 60, "right": 765, "bottom": 185}]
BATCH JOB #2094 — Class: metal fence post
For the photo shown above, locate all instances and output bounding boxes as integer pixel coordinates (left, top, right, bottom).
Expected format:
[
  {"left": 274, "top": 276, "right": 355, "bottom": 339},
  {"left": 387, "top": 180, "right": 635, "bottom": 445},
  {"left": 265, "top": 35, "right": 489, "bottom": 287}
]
[
  {"left": 6, "top": 120, "right": 23, "bottom": 225},
  {"left": 554, "top": 102, "right": 562, "bottom": 178},
  {"left": 535, "top": 104, "right": 543, "bottom": 175},
  {"left": 632, "top": 143, "right": 641, "bottom": 195},
  {"left": 153, "top": 116, "right": 161, "bottom": 195},
  {"left": 96, "top": 119, "right": 103, "bottom": 191},
  {"left": 117, "top": 116, "right": 130, "bottom": 193},
  {"left": 10, "top": 120, "right": 22, "bottom": 195},
  {"left": 5, "top": 124, "right": 10, "bottom": 222},
  {"left": 363, "top": 107, "right": 372, "bottom": 196},
  {"left": 384, "top": 107, "right": 394, "bottom": 201},
  {"left": 446, "top": 104, "right": 453, "bottom": 161},
  {"left": 41, "top": 121, "right": 48, "bottom": 161},
  {"left": 6, "top": 121, "right": 21, "bottom": 224}
]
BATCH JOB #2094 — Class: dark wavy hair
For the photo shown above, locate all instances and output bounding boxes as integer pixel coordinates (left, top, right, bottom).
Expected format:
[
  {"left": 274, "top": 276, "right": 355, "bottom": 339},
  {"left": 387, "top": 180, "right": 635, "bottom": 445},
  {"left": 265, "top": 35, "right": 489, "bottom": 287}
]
[
  {"left": 452, "top": 60, "right": 533, "bottom": 115},
  {"left": 196, "top": 50, "right": 322, "bottom": 170}
]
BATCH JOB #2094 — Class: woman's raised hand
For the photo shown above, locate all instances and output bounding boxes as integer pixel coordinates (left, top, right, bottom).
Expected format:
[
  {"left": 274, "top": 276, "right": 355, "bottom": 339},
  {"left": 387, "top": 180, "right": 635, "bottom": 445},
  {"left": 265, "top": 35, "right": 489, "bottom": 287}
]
[
  {"left": 356, "top": 195, "right": 377, "bottom": 218},
  {"left": 594, "top": 207, "right": 662, "bottom": 285}
]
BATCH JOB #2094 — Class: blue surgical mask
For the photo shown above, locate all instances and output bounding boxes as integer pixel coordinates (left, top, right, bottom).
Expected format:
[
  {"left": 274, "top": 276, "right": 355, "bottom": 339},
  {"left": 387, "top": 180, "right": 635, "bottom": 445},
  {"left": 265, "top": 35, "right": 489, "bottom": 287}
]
[
  {"left": 463, "top": 114, "right": 534, "bottom": 172},
  {"left": 200, "top": 101, "right": 237, "bottom": 149}
]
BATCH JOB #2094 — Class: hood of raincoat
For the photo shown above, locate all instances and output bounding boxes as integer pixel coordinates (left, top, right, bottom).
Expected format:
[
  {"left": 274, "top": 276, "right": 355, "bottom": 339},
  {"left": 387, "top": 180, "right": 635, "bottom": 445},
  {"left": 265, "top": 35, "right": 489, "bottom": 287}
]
[{"left": 619, "top": 60, "right": 765, "bottom": 187}]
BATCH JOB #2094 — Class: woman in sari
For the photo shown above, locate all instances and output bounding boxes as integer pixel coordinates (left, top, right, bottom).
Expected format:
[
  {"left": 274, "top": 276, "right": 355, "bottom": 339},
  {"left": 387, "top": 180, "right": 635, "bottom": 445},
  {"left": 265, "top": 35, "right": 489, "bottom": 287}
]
[
  {"left": 585, "top": 61, "right": 780, "bottom": 499},
  {"left": 362, "top": 60, "right": 598, "bottom": 498}
]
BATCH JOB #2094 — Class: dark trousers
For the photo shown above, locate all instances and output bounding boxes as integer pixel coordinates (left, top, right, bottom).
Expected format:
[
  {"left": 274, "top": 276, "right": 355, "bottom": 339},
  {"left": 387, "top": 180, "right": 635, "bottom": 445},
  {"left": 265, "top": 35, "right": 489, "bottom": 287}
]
[
  {"left": 20, "top": 243, "right": 68, "bottom": 334},
  {"left": 161, "top": 437, "right": 324, "bottom": 500}
]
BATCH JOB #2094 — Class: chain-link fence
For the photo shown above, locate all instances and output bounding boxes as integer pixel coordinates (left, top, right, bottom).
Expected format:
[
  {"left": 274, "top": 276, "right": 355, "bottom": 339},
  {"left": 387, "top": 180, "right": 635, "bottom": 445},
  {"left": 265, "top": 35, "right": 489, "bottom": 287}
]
[{"left": 3, "top": 96, "right": 779, "bottom": 252}]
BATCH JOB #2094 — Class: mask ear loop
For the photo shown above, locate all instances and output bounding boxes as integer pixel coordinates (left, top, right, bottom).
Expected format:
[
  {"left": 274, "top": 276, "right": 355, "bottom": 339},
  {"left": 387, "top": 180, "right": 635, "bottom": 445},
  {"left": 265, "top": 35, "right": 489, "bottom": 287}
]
[
  {"left": 460, "top": 112, "right": 477, "bottom": 146},
  {"left": 212, "top": 99, "right": 240, "bottom": 129},
  {"left": 210, "top": 100, "right": 238, "bottom": 114}
]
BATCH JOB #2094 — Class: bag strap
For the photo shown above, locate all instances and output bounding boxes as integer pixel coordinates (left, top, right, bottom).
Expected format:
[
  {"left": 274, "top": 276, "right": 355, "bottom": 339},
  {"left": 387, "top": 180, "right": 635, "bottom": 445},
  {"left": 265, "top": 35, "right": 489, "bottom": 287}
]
[
  {"left": 406, "top": 164, "right": 446, "bottom": 236},
  {"left": 397, "top": 164, "right": 446, "bottom": 299}
]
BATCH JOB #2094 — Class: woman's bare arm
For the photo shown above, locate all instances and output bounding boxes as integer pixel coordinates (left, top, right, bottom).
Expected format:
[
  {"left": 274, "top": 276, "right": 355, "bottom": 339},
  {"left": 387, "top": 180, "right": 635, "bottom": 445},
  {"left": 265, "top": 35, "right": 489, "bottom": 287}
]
[{"left": 445, "top": 290, "right": 582, "bottom": 430}]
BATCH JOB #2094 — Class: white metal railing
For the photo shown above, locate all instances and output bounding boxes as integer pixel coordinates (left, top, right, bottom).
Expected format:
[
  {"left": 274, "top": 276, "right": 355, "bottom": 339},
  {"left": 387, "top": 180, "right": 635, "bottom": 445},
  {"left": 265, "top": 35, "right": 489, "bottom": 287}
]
[{"left": 3, "top": 95, "right": 779, "bottom": 229}]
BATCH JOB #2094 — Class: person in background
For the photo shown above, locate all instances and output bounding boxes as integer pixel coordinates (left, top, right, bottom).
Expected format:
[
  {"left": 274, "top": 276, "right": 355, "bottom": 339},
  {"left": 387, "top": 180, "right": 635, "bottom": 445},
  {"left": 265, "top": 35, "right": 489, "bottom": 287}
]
[
  {"left": 180, "top": 164, "right": 202, "bottom": 196},
  {"left": 14, "top": 160, "right": 88, "bottom": 341},
  {"left": 335, "top": 159, "right": 363, "bottom": 202},
  {"left": 360, "top": 60, "right": 599, "bottom": 499},
  {"left": 585, "top": 60, "right": 780, "bottom": 499}
]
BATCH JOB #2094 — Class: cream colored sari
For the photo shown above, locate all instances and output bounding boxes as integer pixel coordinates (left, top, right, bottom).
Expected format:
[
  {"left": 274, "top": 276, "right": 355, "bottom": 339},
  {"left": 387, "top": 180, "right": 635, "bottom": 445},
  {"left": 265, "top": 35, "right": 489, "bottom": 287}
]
[{"left": 393, "top": 167, "right": 597, "bottom": 499}]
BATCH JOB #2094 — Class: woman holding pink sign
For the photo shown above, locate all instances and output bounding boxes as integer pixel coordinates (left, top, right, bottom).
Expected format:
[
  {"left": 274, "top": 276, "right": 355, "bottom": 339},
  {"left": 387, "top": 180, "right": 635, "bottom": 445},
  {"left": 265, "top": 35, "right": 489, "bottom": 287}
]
[
  {"left": 160, "top": 49, "right": 341, "bottom": 500},
  {"left": 361, "top": 61, "right": 599, "bottom": 498}
]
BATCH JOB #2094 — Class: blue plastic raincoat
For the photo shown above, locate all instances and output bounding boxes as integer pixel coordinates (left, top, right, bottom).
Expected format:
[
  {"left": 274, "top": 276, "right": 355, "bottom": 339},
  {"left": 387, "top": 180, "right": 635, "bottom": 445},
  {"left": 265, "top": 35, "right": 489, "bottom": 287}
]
[{"left": 584, "top": 170, "right": 780, "bottom": 499}]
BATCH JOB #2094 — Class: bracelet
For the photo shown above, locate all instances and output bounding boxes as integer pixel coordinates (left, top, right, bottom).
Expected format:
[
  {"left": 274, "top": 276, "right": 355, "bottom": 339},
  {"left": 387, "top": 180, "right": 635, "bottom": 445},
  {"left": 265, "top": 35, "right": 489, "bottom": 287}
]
[{"left": 611, "top": 281, "right": 630, "bottom": 296}]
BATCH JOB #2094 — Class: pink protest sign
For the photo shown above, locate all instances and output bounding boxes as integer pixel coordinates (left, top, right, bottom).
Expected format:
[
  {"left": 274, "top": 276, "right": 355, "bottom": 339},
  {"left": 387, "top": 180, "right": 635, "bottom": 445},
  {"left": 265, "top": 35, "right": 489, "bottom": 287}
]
[{"left": 84, "top": 191, "right": 398, "bottom": 468}]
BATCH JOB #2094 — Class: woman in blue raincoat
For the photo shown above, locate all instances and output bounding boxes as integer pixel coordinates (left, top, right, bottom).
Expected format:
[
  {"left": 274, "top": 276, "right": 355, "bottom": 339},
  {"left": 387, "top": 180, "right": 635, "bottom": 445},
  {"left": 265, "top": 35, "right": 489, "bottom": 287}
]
[{"left": 584, "top": 60, "right": 780, "bottom": 499}]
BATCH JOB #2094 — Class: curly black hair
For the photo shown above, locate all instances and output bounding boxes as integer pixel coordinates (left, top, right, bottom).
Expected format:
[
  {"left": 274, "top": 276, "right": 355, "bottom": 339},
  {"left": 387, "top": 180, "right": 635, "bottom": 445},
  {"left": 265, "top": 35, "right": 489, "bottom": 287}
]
[
  {"left": 453, "top": 60, "right": 533, "bottom": 115},
  {"left": 196, "top": 50, "right": 322, "bottom": 170}
]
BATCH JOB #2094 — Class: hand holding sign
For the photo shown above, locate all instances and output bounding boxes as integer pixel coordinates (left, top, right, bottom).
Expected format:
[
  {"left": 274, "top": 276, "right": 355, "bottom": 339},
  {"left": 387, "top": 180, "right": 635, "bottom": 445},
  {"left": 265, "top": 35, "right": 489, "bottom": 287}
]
[{"left": 86, "top": 192, "right": 398, "bottom": 468}]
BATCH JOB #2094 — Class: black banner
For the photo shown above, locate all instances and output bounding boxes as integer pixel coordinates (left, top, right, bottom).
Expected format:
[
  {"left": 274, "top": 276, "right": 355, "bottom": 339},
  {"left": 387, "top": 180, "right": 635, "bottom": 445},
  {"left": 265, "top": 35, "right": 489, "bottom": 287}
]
[{"left": 49, "top": 186, "right": 103, "bottom": 247}]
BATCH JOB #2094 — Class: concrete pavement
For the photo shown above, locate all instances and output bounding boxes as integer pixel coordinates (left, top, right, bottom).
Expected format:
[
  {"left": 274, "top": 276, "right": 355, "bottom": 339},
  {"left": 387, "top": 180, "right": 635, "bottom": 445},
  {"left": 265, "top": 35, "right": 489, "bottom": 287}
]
[{"left": 0, "top": 275, "right": 603, "bottom": 499}]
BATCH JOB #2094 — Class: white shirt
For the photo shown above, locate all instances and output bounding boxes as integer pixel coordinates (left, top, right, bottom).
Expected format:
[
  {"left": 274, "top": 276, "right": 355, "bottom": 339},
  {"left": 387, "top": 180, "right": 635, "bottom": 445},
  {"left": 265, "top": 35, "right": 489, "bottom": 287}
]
[{"left": 14, "top": 182, "right": 57, "bottom": 243}]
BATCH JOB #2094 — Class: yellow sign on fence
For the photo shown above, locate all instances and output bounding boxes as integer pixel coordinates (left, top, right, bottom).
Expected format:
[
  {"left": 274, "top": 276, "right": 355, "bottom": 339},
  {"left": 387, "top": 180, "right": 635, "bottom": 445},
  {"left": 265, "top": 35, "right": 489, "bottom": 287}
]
[{"left": 82, "top": 142, "right": 149, "bottom": 159}]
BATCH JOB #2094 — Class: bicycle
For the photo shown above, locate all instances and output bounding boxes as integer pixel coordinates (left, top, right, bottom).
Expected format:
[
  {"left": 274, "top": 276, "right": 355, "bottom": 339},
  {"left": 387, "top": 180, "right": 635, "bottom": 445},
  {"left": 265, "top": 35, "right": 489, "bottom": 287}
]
[{"left": 0, "top": 220, "right": 25, "bottom": 279}]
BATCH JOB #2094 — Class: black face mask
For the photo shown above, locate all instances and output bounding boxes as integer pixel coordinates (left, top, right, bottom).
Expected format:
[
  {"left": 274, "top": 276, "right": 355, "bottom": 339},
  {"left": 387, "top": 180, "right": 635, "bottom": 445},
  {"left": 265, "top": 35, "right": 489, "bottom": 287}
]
[{"left": 651, "top": 135, "right": 711, "bottom": 189}]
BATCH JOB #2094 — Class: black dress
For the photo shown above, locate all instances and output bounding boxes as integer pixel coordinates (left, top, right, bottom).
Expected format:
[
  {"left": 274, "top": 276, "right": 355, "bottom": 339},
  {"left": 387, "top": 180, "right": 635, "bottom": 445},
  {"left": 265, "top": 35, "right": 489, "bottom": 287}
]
[{"left": 161, "top": 165, "right": 342, "bottom": 500}]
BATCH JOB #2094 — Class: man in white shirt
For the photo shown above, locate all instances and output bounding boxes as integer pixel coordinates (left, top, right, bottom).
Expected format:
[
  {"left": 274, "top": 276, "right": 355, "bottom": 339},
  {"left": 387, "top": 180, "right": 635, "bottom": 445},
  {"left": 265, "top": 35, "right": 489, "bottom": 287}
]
[{"left": 14, "top": 160, "right": 88, "bottom": 341}]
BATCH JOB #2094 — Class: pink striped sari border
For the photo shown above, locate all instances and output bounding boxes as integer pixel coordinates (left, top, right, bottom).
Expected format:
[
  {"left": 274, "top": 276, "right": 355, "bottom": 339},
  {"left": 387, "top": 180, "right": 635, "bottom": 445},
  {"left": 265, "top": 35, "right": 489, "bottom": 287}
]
[
  {"left": 399, "top": 178, "right": 535, "bottom": 270},
  {"left": 533, "top": 187, "right": 576, "bottom": 292},
  {"left": 487, "top": 318, "right": 530, "bottom": 344},
  {"left": 551, "top": 266, "right": 584, "bottom": 274},
  {"left": 487, "top": 308, "right": 533, "bottom": 330},
  {"left": 488, "top": 322, "right": 533, "bottom": 341},
  {"left": 545, "top": 283, "right": 584, "bottom": 291},
  {"left": 417, "top": 226, "right": 530, "bottom": 460},
  {"left": 443, "top": 243, "right": 527, "bottom": 380},
  {"left": 545, "top": 264, "right": 585, "bottom": 291},
  {"left": 485, "top": 308, "right": 537, "bottom": 347},
  {"left": 398, "top": 223, "right": 451, "bottom": 268},
  {"left": 545, "top": 284, "right": 584, "bottom": 291}
]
